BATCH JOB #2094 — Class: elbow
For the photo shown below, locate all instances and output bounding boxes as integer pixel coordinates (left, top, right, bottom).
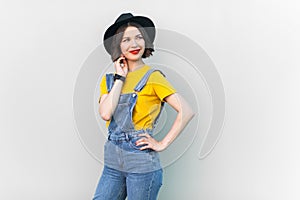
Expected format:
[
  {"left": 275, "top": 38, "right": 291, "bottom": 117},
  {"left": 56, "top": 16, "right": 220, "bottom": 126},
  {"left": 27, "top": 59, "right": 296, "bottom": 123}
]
[
  {"left": 100, "top": 112, "right": 111, "bottom": 121},
  {"left": 188, "top": 109, "right": 195, "bottom": 120},
  {"left": 184, "top": 105, "right": 195, "bottom": 121},
  {"left": 99, "top": 106, "right": 111, "bottom": 121},
  {"left": 190, "top": 110, "right": 196, "bottom": 118}
]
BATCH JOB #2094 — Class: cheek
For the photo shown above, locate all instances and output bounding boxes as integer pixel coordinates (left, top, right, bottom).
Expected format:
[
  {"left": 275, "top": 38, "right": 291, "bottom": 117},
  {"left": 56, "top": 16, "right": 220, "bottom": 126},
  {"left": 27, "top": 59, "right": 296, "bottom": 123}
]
[
  {"left": 120, "top": 44, "right": 127, "bottom": 53},
  {"left": 139, "top": 40, "right": 145, "bottom": 48}
]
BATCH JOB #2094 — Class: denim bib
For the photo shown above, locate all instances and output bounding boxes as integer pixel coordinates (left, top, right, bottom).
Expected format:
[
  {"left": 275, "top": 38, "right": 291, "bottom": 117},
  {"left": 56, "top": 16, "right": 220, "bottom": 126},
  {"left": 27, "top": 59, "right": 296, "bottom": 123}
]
[{"left": 104, "top": 68, "right": 165, "bottom": 173}]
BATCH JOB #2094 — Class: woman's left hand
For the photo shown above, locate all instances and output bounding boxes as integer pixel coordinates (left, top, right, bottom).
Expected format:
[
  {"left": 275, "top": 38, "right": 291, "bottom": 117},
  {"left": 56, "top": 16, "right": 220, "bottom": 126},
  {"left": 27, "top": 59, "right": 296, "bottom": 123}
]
[{"left": 136, "top": 133, "right": 166, "bottom": 152}]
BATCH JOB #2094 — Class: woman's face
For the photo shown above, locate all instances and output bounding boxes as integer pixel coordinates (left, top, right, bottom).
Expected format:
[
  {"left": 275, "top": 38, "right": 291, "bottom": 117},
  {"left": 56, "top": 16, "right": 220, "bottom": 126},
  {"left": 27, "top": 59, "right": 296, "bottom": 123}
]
[{"left": 120, "top": 26, "right": 145, "bottom": 61}]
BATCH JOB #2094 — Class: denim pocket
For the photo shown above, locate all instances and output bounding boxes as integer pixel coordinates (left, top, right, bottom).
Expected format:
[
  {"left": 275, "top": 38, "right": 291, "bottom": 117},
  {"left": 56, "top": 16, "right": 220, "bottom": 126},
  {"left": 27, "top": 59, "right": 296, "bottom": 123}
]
[
  {"left": 128, "top": 136, "right": 142, "bottom": 150},
  {"left": 128, "top": 136, "right": 153, "bottom": 153}
]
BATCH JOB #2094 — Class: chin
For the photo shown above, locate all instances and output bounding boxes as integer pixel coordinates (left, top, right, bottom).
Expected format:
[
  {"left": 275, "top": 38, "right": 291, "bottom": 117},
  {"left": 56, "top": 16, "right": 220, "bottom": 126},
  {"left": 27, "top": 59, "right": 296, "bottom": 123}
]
[{"left": 127, "top": 55, "right": 142, "bottom": 61}]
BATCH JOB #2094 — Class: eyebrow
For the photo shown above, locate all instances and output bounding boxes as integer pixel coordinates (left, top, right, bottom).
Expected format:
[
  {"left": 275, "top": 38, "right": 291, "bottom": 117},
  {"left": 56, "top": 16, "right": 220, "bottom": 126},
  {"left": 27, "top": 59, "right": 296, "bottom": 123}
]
[{"left": 122, "top": 34, "right": 142, "bottom": 39}]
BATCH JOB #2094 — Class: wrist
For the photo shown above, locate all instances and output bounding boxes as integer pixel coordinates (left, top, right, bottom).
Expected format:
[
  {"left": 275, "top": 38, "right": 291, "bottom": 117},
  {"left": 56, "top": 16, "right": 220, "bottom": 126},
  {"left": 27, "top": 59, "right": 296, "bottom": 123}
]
[
  {"left": 114, "top": 74, "right": 126, "bottom": 82},
  {"left": 159, "top": 140, "right": 169, "bottom": 151}
]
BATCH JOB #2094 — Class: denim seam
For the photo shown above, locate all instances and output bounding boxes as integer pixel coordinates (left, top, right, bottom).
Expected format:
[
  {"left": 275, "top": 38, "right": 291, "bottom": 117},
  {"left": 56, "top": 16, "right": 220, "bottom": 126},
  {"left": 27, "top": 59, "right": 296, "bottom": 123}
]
[
  {"left": 146, "top": 172, "right": 155, "bottom": 200},
  {"left": 116, "top": 181, "right": 126, "bottom": 200}
]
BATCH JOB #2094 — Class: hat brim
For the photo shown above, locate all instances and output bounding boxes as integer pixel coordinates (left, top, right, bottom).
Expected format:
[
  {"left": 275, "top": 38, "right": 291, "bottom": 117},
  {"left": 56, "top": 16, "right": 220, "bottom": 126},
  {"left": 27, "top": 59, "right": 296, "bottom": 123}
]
[{"left": 103, "top": 16, "right": 155, "bottom": 55}]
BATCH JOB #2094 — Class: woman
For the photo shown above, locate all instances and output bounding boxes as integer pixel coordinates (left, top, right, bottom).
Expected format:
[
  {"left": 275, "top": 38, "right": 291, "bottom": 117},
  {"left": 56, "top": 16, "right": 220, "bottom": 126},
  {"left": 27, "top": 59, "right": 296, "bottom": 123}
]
[{"left": 93, "top": 13, "right": 194, "bottom": 200}]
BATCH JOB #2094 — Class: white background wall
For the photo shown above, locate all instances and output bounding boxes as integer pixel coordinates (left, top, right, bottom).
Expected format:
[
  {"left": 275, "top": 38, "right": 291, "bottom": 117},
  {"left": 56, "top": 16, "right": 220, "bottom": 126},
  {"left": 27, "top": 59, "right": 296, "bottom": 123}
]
[{"left": 1, "top": 0, "right": 300, "bottom": 199}]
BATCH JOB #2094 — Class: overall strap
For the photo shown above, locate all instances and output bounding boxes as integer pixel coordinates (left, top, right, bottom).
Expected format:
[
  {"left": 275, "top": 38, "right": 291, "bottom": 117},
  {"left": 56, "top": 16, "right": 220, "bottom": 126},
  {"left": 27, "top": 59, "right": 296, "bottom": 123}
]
[
  {"left": 134, "top": 68, "right": 166, "bottom": 92},
  {"left": 133, "top": 68, "right": 166, "bottom": 129},
  {"left": 105, "top": 73, "right": 115, "bottom": 93},
  {"left": 106, "top": 68, "right": 166, "bottom": 93}
]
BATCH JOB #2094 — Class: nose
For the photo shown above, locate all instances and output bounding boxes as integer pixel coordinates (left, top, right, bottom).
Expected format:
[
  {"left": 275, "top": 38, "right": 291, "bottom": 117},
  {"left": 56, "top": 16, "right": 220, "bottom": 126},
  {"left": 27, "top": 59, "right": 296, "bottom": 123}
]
[{"left": 130, "top": 39, "right": 138, "bottom": 47}]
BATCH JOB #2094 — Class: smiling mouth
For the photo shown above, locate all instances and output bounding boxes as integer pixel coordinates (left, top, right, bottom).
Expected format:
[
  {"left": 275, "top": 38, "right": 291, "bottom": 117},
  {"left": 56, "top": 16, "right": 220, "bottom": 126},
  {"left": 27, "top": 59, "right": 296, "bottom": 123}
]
[{"left": 129, "top": 49, "right": 140, "bottom": 54}]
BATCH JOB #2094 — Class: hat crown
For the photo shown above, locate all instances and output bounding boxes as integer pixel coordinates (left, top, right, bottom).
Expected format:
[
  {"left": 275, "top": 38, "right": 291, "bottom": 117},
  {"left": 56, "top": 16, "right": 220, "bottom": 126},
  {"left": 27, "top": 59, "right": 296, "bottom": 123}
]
[{"left": 115, "top": 13, "right": 134, "bottom": 23}]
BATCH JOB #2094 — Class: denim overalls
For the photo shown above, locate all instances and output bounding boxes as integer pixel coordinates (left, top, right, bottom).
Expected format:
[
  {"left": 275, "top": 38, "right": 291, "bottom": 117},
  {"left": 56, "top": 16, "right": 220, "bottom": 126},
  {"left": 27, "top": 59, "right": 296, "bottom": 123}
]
[
  {"left": 93, "top": 68, "right": 165, "bottom": 200},
  {"left": 104, "top": 68, "right": 164, "bottom": 173}
]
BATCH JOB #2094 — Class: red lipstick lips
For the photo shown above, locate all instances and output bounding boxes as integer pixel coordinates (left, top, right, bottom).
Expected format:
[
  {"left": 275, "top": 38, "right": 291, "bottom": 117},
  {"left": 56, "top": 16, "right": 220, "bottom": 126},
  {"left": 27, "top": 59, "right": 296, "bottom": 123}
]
[{"left": 129, "top": 49, "right": 140, "bottom": 55}]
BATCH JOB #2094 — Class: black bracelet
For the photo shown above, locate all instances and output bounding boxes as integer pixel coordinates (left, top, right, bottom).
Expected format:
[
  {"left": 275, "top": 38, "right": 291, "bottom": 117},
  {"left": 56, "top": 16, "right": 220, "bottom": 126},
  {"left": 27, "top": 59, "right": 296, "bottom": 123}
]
[{"left": 114, "top": 74, "right": 126, "bottom": 82}]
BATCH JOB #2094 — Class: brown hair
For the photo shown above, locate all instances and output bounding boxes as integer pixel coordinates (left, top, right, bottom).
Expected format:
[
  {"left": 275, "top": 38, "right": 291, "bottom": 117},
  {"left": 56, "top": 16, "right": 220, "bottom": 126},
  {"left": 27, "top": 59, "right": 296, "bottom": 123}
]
[{"left": 110, "top": 22, "right": 154, "bottom": 62}]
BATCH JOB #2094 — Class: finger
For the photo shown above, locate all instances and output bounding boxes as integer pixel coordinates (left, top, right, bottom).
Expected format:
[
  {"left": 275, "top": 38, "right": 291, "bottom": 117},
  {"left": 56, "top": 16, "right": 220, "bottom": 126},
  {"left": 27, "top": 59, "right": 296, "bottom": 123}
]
[
  {"left": 119, "top": 55, "right": 127, "bottom": 64},
  {"left": 114, "top": 56, "right": 125, "bottom": 66},
  {"left": 139, "top": 144, "right": 151, "bottom": 151},
  {"left": 136, "top": 139, "right": 145, "bottom": 145},
  {"left": 135, "top": 141, "right": 143, "bottom": 146},
  {"left": 114, "top": 56, "right": 122, "bottom": 63},
  {"left": 138, "top": 133, "right": 151, "bottom": 138},
  {"left": 118, "top": 54, "right": 125, "bottom": 60},
  {"left": 136, "top": 138, "right": 150, "bottom": 146}
]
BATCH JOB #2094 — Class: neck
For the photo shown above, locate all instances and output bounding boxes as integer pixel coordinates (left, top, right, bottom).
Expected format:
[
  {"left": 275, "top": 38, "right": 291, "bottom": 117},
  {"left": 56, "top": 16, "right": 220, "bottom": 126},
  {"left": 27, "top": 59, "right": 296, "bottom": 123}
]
[{"left": 127, "top": 59, "right": 145, "bottom": 72}]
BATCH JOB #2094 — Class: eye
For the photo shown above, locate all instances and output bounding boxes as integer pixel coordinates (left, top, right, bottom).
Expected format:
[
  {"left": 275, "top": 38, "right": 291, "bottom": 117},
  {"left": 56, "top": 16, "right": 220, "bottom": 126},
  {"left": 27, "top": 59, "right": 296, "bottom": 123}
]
[
  {"left": 136, "top": 35, "right": 144, "bottom": 40},
  {"left": 122, "top": 38, "right": 130, "bottom": 43}
]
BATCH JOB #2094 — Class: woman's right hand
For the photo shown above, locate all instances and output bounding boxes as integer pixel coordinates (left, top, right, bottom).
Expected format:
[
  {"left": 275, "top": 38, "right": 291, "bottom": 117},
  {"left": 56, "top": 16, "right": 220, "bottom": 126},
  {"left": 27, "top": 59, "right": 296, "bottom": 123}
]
[{"left": 114, "top": 55, "right": 128, "bottom": 77}]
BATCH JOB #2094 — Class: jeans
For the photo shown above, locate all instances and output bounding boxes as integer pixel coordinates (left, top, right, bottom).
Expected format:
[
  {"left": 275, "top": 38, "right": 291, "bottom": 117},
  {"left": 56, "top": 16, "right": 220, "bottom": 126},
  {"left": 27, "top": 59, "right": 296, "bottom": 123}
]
[
  {"left": 93, "top": 166, "right": 163, "bottom": 200},
  {"left": 104, "top": 134, "right": 161, "bottom": 173}
]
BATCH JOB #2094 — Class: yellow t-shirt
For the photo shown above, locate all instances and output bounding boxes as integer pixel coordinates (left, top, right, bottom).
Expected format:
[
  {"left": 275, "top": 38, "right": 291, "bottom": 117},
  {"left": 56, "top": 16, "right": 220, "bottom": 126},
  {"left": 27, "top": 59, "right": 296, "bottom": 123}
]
[{"left": 99, "top": 65, "right": 176, "bottom": 130}]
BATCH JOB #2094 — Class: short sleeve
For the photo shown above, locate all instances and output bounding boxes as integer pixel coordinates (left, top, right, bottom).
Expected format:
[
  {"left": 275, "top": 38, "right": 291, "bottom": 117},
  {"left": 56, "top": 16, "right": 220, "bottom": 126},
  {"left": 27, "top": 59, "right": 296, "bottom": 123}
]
[
  {"left": 98, "top": 75, "right": 108, "bottom": 103},
  {"left": 149, "top": 71, "right": 176, "bottom": 102}
]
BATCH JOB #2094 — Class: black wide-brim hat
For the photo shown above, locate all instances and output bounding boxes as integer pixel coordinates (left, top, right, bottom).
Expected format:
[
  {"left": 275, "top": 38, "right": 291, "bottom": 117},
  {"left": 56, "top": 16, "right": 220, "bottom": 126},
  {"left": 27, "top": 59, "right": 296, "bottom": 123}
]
[{"left": 103, "top": 13, "right": 155, "bottom": 55}]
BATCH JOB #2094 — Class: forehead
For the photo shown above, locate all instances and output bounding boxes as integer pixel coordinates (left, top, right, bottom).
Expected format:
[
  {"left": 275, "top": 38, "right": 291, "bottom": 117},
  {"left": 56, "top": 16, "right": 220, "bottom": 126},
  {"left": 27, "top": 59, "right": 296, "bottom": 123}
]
[{"left": 123, "top": 26, "right": 142, "bottom": 37}]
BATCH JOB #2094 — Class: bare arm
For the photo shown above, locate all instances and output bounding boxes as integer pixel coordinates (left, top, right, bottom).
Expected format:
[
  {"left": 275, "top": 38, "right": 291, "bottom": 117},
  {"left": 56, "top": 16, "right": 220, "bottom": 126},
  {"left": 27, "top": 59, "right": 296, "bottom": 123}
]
[
  {"left": 99, "top": 80, "right": 124, "bottom": 121},
  {"left": 98, "top": 56, "right": 128, "bottom": 121},
  {"left": 137, "top": 93, "right": 195, "bottom": 151}
]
